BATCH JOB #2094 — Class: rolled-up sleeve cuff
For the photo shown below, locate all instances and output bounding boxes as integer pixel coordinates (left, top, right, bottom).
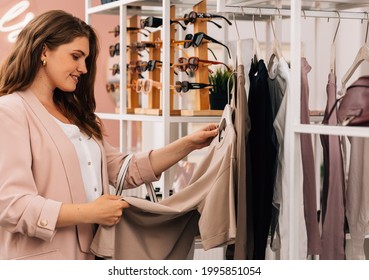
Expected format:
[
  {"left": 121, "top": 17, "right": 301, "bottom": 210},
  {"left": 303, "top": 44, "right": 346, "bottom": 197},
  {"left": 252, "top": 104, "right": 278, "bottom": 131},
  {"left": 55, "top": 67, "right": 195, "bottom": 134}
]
[
  {"left": 134, "top": 150, "right": 161, "bottom": 182},
  {"left": 35, "top": 199, "right": 62, "bottom": 242}
]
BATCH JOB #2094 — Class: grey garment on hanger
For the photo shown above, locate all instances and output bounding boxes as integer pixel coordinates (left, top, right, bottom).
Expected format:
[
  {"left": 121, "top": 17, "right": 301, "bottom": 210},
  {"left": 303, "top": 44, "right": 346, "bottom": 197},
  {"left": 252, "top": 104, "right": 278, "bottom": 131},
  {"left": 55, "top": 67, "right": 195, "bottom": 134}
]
[
  {"left": 233, "top": 64, "right": 252, "bottom": 260},
  {"left": 346, "top": 137, "right": 369, "bottom": 260},
  {"left": 320, "top": 72, "right": 345, "bottom": 260},
  {"left": 90, "top": 107, "right": 237, "bottom": 260},
  {"left": 300, "top": 57, "right": 322, "bottom": 255},
  {"left": 273, "top": 58, "right": 307, "bottom": 259},
  {"left": 267, "top": 59, "right": 287, "bottom": 252}
]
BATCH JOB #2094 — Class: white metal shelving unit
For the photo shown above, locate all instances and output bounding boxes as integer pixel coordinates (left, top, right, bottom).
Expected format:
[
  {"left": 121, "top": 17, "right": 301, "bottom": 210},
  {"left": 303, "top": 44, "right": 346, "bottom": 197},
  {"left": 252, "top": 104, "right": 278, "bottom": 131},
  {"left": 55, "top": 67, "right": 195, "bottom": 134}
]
[
  {"left": 85, "top": 0, "right": 223, "bottom": 197},
  {"left": 84, "top": 0, "right": 369, "bottom": 260},
  {"left": 217, "top": 0, "right": 369, "bottom": 259}
]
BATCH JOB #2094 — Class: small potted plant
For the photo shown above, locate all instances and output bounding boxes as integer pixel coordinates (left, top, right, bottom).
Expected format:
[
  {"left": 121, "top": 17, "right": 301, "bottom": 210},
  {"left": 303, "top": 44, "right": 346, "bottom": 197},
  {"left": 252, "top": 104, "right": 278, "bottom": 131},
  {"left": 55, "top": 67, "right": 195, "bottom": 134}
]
[{"left": 208, "top": 67, "right": 233, "bottom": 110}]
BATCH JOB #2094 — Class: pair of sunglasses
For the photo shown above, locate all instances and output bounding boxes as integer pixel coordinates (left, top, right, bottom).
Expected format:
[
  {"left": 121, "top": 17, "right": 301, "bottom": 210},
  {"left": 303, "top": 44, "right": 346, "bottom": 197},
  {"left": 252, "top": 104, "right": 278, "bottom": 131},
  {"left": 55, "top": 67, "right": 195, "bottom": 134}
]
[
  {"left": 175, "top": 81, "right": 215, "bottom": 93},
  {"left": 175, "top": 56, "right": 231, "bottom": 72},
  {"left": 128, "top": 60, "right": 163, "bottom": 74},
  {"left": 109, "top": 63, "right": 120, "bottom": 75},
  {"left": 106, "top": 82, "right": 119, "bottom": 93},
  {"left": 109, "top": 42, "right": 120, "bottom": 57},
  {"left": 110, "top": 43, "right": 150, "bottom": 57},
  {"left": 109, "top": 63, "right": 142, "bottom": 75},
  {"left": 183, "top": 11, "right": 232, "bottom": 28},
  {"left": 147, "top": 60, "right": 163, "bottom": 72},
  {"left": 140, "top": 16, "right": 186, "bottom": 31},
  {"left": 183, "top": 32, "right": 231, "bottom": 59},
  {"left": 135, "top": 78, "right": 162, "bottom": 95},
  {"left": 127, "top": 41, "right": 160, "bottom": 53},
  {"left": 109, "top": 25, "right": 151, "bottom": 37},
  {"left": 128, "top": 60, "right": 151, "bottom": 74}
]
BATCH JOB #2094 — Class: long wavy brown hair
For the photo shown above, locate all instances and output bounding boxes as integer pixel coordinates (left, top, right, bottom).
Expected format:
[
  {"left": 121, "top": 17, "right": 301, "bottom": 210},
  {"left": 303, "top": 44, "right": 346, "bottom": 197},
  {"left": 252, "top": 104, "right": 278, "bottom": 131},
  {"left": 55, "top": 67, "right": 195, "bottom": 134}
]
[{"left": 0, "top": 10, "right": 103, "bottom": 140}]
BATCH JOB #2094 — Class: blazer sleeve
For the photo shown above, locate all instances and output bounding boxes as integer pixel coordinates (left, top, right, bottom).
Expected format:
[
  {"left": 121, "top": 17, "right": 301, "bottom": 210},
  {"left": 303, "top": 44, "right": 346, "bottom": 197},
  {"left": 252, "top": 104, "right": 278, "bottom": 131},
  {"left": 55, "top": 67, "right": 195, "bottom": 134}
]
[
  {"left": 0, "top": 101, "right": 62, "bottom": 242},
  {"left": 103, "top": 140, "right": 160, "bottom": 189}
]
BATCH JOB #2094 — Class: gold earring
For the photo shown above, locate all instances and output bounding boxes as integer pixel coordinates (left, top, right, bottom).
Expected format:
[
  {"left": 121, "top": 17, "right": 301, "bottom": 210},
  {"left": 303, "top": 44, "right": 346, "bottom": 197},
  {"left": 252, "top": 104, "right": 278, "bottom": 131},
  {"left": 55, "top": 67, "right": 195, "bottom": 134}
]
[{"left": 42, "top": 60, "right": 47, "bottom": 66}]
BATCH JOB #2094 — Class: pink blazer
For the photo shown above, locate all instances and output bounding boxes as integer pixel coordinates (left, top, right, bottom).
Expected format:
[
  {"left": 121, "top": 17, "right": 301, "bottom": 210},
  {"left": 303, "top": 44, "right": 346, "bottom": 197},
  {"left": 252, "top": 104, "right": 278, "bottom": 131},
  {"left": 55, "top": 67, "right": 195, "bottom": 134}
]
[{"left": 0, "top": 90, "right": 158, "bottom": 260}]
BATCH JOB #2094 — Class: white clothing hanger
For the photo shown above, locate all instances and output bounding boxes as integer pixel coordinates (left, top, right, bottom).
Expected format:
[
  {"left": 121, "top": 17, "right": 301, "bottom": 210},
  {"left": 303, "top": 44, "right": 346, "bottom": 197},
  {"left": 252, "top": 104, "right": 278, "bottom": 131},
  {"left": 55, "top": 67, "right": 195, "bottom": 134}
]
[
  {"left": 330, "top": 11, "right": 341, "bottom": 74},
  {"left": 252, "top": 10, "right": 262, "bottom": 61},
  {"left": 301, "top": 10, "right": 306, "bottom": 57},
  {"left": 341, "top": 13, "right": 369, "bottom": 93},
  {"left": 233, "top": 12, "right": 243, "bottom": 66},
  {"left": 270, "top": 11, "right": 283, "bottom": 60},
  {"left": 267, "top": 12, "right": 283, "bottom": 72}
]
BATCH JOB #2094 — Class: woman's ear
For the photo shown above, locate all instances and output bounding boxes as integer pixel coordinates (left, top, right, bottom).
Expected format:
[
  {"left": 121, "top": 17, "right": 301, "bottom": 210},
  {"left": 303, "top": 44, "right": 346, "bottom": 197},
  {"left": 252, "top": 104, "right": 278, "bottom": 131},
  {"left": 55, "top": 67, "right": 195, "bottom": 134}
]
[{"left": 41, "top": 44, "right": 48, "bottom": 61}]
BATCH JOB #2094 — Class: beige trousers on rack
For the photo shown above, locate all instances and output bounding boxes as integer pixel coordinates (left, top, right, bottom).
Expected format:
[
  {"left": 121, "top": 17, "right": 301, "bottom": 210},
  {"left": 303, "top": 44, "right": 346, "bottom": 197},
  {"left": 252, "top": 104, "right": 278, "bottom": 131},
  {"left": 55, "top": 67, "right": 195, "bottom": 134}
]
[{"left": 90, "top": 107, "right": 237, "bottom": 260}]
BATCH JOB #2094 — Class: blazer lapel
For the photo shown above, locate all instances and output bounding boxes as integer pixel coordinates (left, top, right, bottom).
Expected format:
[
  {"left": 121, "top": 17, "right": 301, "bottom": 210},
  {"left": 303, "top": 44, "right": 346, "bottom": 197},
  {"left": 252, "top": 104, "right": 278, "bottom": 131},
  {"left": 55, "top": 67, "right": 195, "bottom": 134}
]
[{"left": 18, "top": 89, "right": 87, "bottom": 203}]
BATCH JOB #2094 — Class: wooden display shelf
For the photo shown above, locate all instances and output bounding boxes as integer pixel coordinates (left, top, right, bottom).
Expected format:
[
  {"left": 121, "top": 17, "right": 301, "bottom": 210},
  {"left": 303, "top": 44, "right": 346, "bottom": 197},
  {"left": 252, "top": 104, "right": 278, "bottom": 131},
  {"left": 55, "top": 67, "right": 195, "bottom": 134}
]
[
  {"left": 126, "top": 108, "right": 136, "bottom": 114},
  {"left": 134, "top": 108, "right": 181, "bottom": 116},
  {"left": 114, "top": 107, "right": 136, "bottom": 114},
  {"left": 181, "top": 109, "right": 223, "bottom": 116}
]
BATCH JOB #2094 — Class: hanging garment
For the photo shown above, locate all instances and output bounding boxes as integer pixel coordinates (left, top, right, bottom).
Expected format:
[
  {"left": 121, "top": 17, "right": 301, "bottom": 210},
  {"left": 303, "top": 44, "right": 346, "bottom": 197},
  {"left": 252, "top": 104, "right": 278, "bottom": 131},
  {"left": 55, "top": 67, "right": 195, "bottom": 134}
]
[
  {"left": 231, "top": 64, "right": 252, "bottom": 260},
  {"left": 320, "top": 72, "right": 345, "bottom": 260},
  {"left": 273, "top": 58, "right": 307, "bottom": 259},
  {"left": 226, "top": 39, "right": 253, "bottom": 260},
  {"left": 300, "top": 58, "right": 322, "bottom": 255},
  {"left": 346, "top": 137, "right": 369, "bottom": 260},
  {"left": 247, "top": 59, "right": 277, "bottom": 259},
  {"left": 267, "top": 58, "right": 287, "bottom": 252},
  {"left": 90, "top": 106, "right": 237, "bottom": 260}
]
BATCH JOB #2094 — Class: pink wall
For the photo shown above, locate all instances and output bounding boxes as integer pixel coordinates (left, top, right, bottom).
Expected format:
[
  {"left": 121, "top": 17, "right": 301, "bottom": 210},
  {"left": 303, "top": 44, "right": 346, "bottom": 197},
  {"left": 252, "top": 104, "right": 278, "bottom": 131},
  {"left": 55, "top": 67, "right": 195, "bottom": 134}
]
[{"left": 0, "top": 0, "right": 120, "bottom": 146}]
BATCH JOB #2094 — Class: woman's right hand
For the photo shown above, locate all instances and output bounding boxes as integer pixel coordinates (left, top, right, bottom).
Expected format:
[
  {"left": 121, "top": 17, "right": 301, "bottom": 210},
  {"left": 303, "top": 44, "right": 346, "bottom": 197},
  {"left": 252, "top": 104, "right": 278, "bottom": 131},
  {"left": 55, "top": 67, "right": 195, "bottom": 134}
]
[
  {"left": 90, "top": 194, "right": 130, "bottom": 226},
  {"left": 57, "top": 194, "right": 130, "bottom": 228}
]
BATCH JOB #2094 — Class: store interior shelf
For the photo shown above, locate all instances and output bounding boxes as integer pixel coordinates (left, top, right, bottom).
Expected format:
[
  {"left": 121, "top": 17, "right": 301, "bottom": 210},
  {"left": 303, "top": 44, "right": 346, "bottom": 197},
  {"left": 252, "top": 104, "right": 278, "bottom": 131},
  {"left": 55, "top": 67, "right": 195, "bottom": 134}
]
[
  {"left": 96, "top": 112, "right": 221, "bottom": 123},
  {"left": 87, "top": 0, "right": 142, "bottom": 15},
  {"left": 223, "top": 0, "right": 369, "bottom": 10},
  {"left": 87, "top": 0, "right": 218, "bottom": 15},
  {"left": 96, "top": 112, "right": 123, "bottom": 120},
  {"left": 295, "top": 124, "right": 369, "bottom": 138},
  {"left": 217, "top": 2, "right": 368, "bottom": 19}
]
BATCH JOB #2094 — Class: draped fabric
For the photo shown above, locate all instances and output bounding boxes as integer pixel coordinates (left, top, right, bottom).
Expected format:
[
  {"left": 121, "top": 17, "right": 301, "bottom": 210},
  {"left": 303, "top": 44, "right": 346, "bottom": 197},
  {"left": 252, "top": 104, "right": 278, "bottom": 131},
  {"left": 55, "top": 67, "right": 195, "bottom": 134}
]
[
  {"left": 320, "top": 72, "right": 345, "bottom": 259},
  {"left": 346, "top": 137, "right": 369, "bottom": 259},
  {"left": 267, "top": 58, "right": 287, "bottom": 252},
  {"left": 273, "top": 58, "right": 306, "bottom": 259},
  {"left": 233, "top": 64, "right": 252, "bottom": 260},
  {"left": 247, "top": 59, "right": 277, "bottom": 259},
  {"left": 91, "top": 106, "right": 237, "bottom": 260},
  {"left": 300, "top": 58, "right": 322, "bottom": 255}
]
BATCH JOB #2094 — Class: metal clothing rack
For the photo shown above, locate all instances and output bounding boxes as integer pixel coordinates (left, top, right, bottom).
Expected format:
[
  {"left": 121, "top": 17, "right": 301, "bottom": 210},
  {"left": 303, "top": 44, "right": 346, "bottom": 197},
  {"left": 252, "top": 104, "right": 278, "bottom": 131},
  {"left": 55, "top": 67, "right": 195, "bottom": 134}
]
[
  {"left": 217, "top": 0, "right": 369, "bottom": 259},
  {"left": 217, "top": 5, "right": 369, "bottom": 21},
  {"left": 217, "top": 0, "right": 369, "bottom": 20}
]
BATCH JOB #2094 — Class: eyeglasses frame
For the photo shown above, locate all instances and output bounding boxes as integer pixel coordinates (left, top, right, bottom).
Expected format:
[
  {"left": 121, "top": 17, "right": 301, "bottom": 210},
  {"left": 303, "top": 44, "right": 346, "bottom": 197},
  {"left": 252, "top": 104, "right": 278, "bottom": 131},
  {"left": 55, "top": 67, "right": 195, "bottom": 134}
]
[{"left": 183, "top": 32, "right": 231, "bottom": 59}]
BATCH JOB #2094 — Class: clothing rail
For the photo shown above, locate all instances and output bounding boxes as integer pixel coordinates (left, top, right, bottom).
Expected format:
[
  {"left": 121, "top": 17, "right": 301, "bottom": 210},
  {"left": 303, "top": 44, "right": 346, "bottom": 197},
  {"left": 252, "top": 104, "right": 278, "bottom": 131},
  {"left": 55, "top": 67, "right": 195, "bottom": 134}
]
[{"left": 216, "top": 4, "right": 369, "bottom": 21}]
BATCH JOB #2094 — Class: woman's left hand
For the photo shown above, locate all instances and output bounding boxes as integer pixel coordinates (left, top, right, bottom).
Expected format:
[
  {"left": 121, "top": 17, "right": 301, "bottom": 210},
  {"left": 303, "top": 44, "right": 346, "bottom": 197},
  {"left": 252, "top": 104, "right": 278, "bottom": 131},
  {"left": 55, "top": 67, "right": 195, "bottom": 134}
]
[
  {"left": 187, "top": 123, "right": 219, "bottom": 150},
  {"left": 149, "top": 123, "right": 219, "bottom": 176}
]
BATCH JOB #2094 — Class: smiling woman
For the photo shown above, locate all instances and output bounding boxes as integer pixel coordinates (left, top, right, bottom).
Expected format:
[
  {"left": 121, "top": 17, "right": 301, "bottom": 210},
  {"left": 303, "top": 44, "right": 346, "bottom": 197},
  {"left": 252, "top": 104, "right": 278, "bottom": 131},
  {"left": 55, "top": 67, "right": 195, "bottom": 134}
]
[
  {"left": 0, "top": 9, "right": 100, "bottom": 137},
  {"left": 0, "top": 9, "right": 218, "bottom": 260},
  {"left": 40, "top": 37, "right": 89, "bottom": 94}
]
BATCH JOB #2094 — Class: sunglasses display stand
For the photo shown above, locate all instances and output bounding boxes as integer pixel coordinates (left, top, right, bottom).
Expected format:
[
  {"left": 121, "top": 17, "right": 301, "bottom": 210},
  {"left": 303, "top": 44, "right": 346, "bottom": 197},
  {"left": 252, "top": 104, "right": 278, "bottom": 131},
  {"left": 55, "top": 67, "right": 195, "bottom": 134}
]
[
  {"left": 147, "top": 30, "right": 162, "bottom": 114},
  {"left": 180, "top": 0, "right": 223, "bottom": 117},
  {"left": 126, "top": 15, "right": 141, "bottom": 114},
  {"left": 134, "top": 5, "right": 180, "bottom": 116},
  {"left": 168, "top": 5, "right": 181, "bottom": 117},
  {"left": 133, "top": 29, "right": 162, "bottom": 115}
]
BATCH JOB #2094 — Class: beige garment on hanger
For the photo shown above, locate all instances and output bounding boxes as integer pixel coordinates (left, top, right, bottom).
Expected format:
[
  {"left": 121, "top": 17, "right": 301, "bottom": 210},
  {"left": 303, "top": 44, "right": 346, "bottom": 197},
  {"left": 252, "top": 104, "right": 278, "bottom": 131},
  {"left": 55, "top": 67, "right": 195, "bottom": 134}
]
[{"left": 90, "top": 107, "right": 237, "bottom": 259}]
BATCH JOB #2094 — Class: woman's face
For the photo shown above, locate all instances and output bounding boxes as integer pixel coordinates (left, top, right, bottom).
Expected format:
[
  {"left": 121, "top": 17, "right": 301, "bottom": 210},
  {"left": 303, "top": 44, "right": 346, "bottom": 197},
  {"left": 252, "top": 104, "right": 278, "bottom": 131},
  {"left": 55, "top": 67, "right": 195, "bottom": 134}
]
[{"left": 42, "top": 36, "right": 90, "bottom": 92}]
